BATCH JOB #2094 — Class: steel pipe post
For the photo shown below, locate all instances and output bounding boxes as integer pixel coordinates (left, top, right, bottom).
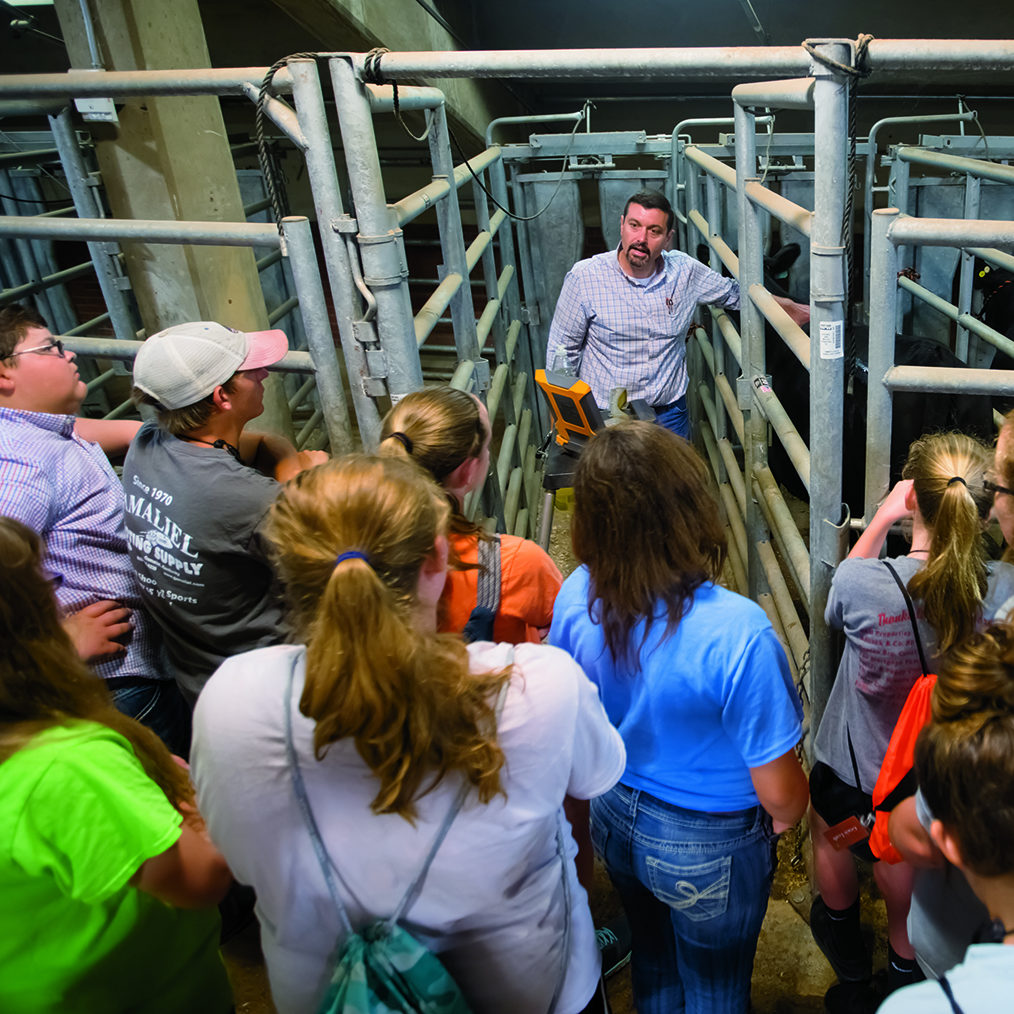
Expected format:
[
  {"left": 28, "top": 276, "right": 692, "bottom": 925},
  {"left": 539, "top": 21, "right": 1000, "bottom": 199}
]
[
  {"left": 506, "top": 165, "right": 544, "bottom": 430},
  {"left": 685, "top": 160, "right": 703, "bottom": 229},
  {"left": 488, "top": 158, "right": 521, "bottom": 328},
  {"left": 704, "top": 171, "right": 729, "bottom": 478},
  {"left": 865, "top": 209, "right": 903, "bottom": 527},
  {"left": 281, "top": 216, "right": 354, "bottom": 454},
  {"left": 472, "top": 178, "right": 510, "bottom": 401},
  {"left": 956, "top": 175, "right": 982, "bottom": 363},
  {"left": 733, "top": 100, "right": 768, "bottom": 599},
  {"left": 426, "top": 102, "right": 481, "bottom": 369},
  {"left": 329, "top": 57, "right": 423, "bottom": 404},
  {"left": 890, "top": 156, "right": 911, "bottom": 330},
  {"left": 807, "top": 41, "right": 851, "bottom": 748},
  {"left": 288, "top": 58, "right": 384, "bottom": 447}
]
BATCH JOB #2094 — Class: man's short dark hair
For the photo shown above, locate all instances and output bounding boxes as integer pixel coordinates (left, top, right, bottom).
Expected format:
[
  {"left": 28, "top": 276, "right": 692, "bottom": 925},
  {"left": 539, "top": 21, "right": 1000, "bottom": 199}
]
[
  {"left": 622, "top": 190, "right": 674, "bottom": 234},
  {"left": 0, "top": 303, "right": 48, "bottom": 360},
  {"left": 133, "top": 375, "right": 238, "bottom": 437}
]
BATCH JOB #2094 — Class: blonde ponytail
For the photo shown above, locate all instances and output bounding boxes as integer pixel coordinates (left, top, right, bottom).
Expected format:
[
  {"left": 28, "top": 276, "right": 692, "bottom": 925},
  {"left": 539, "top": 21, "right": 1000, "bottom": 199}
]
[
  {"left": 266, "top": 455, "right": 509, "bottom": 821},
  {"left": 904, "top": 433, "right": 992, "bottom": 653}
]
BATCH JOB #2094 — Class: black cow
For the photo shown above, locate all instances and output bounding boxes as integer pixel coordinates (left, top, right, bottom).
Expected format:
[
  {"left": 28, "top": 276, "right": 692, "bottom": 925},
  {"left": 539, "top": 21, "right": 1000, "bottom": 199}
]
[
  {"left": 695, "top": 243, "right": 995, "bottom": 516},
  {"left": 974, "top": 260, "right": 1014, "bottom": 415}
]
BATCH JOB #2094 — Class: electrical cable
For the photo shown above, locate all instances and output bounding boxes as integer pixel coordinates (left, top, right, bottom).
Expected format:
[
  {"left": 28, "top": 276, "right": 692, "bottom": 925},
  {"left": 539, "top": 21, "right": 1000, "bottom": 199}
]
[{"left": 362, "top": 47, "right": 588, "bottom": 224}]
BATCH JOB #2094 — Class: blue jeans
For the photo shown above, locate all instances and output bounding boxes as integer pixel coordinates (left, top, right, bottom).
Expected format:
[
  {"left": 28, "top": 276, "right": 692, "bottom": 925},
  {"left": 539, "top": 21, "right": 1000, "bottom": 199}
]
[
  {"left": 654, "top": 395, "right": 690, "bottom": 440},
  {"left": 590, "top": 784, "right": 776, "bottom": 1014},
  {"left": 107, "top": 676, "right": 192, "bottom": 759}
]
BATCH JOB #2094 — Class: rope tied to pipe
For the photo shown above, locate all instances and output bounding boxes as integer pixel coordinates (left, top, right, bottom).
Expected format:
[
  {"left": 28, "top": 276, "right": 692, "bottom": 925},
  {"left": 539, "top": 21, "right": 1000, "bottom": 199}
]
[
  {"left": 361, "top": 47, "right": 431, "bottom": 142},
  {"left": 802, "top": 34, "right": 875, "bottom": 78},
  {"left": 255, "top": 51, "right": 320, "bottom": 237}
]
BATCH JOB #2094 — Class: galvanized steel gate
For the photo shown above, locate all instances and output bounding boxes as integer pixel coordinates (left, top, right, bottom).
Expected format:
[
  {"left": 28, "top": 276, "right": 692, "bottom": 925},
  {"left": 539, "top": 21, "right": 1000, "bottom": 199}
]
[{"left": 3, "top": 41, "right": 1014, "bottom": 746}]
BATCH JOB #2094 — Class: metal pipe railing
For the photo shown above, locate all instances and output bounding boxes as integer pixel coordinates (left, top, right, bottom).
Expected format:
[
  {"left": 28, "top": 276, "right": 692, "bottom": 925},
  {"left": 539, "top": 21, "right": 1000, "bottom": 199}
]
[
  {"left": 61, "top": 335, "right": 316, "bottom": 373},
  {"left": 683, "top": 144, "right": 736, "bottom": 188},
  {"left": 393, "top": 146, "right": 502, "bottom": 227},
  {"left": 0, "top": 147, "right": 60, "bottom": 167},
  {"left": 897, "top": 275, "right": 1014, "bottom": 360},
  {"left": 748, "top": 283, "right": 810, "bottom": 369},
  {"left": 757, "top": 538, "right": 809, "bottom": 669},
  {"left": 751, "top": 377, "right": 811, "bottom": 493},
  {"left": 0, "top": 259, "right": 94, "bottom": 304},
  {"left": 744, "top": 179, "right": 812, "bottom": 237},
  {"left": 732, "top": 78, "right": 815, "bottom": 110},
  {"left": 415, "top": 272, "right": 464, "bottom": 347},
  {"left": 883, "top": 364, "right": 1014, "bottom": 395},
  {"left": 0, "top": 214, "right": 282, "bottom": 247},
  {"left": 896, "top": 145, "right": 1014, "bottom": 186},
  {"left": 346, "top": 41, "right": 1014, "bottom": 81},
  {"left": 965, "top": 246, "right": 1014, "bottom": 275},
  {"left": 64, "top": 311, "right": 111, "bottom": 337},
  {"left": 268, "top": 295, "right": 299, "bottom": 324},
  {"left": 0, "top": 67, "right": 295, "bottom": 97},
  {"left": 485, "top": 109, "right": 584, "bottom": 148},
  {"left": 754, "top": 465, "right": 811, "bottom": 604}
]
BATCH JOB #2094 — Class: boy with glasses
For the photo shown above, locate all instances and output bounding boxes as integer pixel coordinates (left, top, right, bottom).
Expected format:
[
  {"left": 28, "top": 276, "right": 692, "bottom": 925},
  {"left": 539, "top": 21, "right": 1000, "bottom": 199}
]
[{"left": 0, "top": 303, "right": 189, "bottom": 754}]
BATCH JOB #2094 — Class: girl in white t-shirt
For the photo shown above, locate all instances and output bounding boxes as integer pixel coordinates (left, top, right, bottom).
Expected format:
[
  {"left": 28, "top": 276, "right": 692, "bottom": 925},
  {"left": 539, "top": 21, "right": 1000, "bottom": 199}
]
[{"left": 191, "top": 455, "right": 625, "bottom": 1014}]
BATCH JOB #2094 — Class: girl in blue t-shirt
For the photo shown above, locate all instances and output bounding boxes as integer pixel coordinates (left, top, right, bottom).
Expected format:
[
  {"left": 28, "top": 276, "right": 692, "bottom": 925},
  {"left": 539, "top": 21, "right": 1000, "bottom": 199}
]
[{"left": 549, "top": 421, "right": 808, "bottom": 1014}]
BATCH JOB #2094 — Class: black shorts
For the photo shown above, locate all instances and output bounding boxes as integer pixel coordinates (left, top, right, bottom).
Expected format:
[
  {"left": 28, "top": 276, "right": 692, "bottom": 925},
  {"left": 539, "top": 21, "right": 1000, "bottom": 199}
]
[{"left": 809, "top": 761, "right": 877, "bottom": 862}]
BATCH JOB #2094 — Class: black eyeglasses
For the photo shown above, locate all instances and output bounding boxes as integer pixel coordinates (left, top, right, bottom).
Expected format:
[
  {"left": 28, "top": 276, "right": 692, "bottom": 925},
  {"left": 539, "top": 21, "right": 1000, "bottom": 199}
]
[
  {"left": 984, "top": 478, "right": 1014, "bottom": 498},
  {"left": 9, "top": 339, "right": 66, "bottom": 359}
]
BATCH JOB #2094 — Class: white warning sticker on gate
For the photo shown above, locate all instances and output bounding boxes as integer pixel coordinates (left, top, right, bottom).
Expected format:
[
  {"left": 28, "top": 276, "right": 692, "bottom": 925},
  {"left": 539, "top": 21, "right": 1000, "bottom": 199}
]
[{"left": 819, "top": 320, "right": 844, "bottom": 360}]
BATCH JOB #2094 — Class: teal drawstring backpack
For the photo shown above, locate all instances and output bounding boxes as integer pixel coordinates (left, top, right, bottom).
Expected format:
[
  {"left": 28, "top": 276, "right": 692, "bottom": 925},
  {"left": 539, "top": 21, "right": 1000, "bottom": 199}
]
[{"left": 284, "top": 647, "right": 570, "bottom": 1014}]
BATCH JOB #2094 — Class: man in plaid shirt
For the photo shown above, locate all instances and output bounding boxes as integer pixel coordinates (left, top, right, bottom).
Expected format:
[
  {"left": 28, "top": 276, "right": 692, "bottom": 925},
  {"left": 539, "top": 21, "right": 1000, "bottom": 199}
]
[{"left": 547, "top": 190, "right": 808, "bottom": 439}]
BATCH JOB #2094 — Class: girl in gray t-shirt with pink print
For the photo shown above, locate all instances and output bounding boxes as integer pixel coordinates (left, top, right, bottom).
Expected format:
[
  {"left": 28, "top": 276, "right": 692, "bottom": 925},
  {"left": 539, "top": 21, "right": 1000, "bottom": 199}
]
[{"left": 807, "top": 432, "right": 1014, "bottom": 1008}]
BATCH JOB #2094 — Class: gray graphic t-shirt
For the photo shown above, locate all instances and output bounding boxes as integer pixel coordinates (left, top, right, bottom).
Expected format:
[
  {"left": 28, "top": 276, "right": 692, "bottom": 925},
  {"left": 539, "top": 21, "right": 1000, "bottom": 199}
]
[
  {"left": 122, "top": 421, "right": 288, "bottom": 702},
  {"left": 815, "top": 554, "right": 1014, "bottom": 792}
]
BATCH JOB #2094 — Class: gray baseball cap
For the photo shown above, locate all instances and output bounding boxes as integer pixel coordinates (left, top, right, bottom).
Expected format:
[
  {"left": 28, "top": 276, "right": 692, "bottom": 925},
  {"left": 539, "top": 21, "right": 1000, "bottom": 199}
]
[{"left": 133, "top": 321, "right": 288, "bottom": 409}]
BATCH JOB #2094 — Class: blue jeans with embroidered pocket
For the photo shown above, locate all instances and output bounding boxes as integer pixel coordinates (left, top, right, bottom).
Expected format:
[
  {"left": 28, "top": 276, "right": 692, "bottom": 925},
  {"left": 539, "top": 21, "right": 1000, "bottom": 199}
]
[{"left": 590, "top": 782, "right": 776, "bottom": 1014}]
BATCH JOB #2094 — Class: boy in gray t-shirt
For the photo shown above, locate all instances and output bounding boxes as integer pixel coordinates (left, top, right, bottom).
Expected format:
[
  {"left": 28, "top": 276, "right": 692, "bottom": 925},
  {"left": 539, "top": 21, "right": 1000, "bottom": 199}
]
[{"left": 125, "top": 321, "right": 326, "bottom": 702}]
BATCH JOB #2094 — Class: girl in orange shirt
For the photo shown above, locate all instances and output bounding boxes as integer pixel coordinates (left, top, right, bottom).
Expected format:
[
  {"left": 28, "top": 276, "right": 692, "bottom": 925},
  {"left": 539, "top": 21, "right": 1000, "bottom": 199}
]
[{"left": 379, "top": 386, "right": 562, "bottom": 644}]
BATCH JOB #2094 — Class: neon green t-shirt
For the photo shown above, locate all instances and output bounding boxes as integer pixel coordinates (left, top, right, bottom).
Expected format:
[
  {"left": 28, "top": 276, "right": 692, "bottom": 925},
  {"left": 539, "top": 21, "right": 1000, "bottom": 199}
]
[{"left": 0, "top": 721, "right": 232, "bottom": 1013}]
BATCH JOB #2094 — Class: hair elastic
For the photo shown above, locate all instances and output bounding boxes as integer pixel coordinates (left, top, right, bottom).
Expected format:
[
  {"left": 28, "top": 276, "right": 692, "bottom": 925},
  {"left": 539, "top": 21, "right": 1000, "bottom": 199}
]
[
  {"left": 334, "top": 550, "right": 371, "bottom": 569},
  {"left": 388, "top": 431, "right": 413, "bottom": 454},
  {"left": 947, "top": 476, "right": 968, "bottom": 488}
]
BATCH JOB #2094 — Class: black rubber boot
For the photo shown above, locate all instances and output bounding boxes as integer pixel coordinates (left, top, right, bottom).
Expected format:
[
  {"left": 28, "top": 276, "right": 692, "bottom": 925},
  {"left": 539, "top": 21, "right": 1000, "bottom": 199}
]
[
  {"left": 886, "top": 945, "right": 920, "bottom": 995},
  {"left": 810, "top": 895, "right": 872, "bottom": 983}
]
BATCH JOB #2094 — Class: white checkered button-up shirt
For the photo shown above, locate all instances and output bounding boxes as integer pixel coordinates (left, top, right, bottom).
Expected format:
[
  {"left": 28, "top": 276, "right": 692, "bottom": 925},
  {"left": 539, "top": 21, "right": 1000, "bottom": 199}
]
[{"left": 547, "top": 248, "right": 740, "bottom": 409}]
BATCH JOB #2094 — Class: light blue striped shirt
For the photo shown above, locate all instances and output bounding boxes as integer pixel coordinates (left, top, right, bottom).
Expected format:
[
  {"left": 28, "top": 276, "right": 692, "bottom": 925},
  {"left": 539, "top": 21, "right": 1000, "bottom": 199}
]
[
  {"left": 0, "top": 406, "right": 165, "bottom": 681},
  {"left": 547, "top": 247, "right": 740, "bottom": 408}
]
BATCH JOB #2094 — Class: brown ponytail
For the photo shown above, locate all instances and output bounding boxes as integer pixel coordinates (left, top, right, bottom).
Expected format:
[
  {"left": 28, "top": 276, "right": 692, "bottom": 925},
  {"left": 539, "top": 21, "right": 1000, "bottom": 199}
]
[{"left": 378, "top": 386, "right": 490, "bottom": 539}]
